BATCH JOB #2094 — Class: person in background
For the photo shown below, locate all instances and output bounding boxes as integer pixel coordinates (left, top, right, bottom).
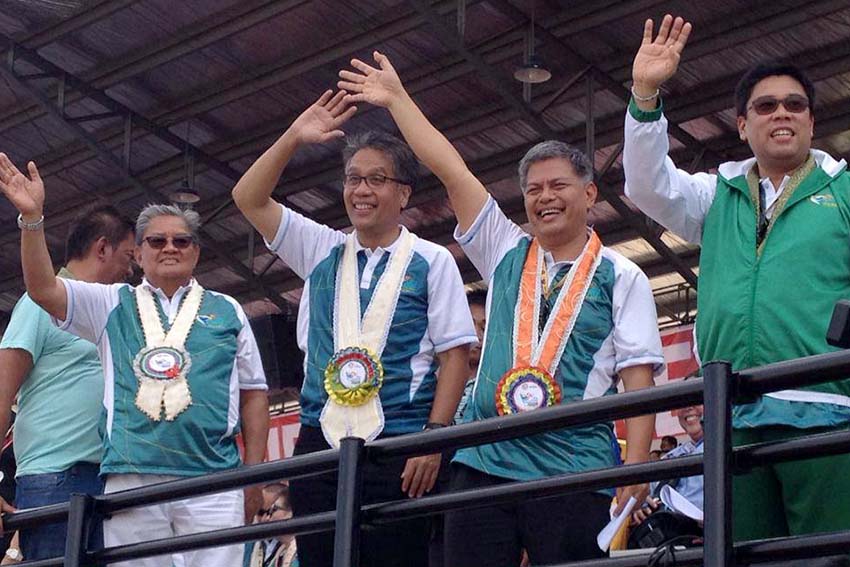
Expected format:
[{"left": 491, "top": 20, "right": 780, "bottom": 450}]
[
  {"left": 0, "top": 204, "right": 134, "bottom": 561},
  {"left": 245, "top": 483, "right": 298, "bottom": 567},
  {"left": 634, "top": 399, "right": 704, "bottom": 525},
  {"left": 659, "top": 435, "right": 678, "bottom": 455},
  {"left": 454, "top": 289, "right": 487, "bottom": 424}
]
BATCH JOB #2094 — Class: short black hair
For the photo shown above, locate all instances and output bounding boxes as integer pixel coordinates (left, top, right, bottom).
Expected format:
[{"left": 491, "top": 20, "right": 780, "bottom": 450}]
[
  {"left": 342, "top": 131, "right": 420, "bottom": 192},
  {"left": 734, "top": 61, "right": 816, "bottom": 117},
  {"left": 660, "top": 435, "right": 678, "bottom": 449},
  {"left": 65, "top": 205, "right": 134, "bottom": 263},
  {"left": 467, "top": 288, "right": 487, "bottom": 307}
]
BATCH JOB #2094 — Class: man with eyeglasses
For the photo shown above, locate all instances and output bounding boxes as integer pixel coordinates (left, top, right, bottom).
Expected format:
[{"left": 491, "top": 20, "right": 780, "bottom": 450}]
[
  {"left": 245, "top": 483, "right": 298, "bottom": 567},
  {"left": 336, "top": 52, "right": 663, "bottom": 567},
  {"left": 624, "top": 16, "right": 850, "bottom": 545},
  {"left": 0, "top": 159, "right": 270, "bottom": 567},
  {"left": 232, "top": 90, "right": 476, "bottom": 567}
]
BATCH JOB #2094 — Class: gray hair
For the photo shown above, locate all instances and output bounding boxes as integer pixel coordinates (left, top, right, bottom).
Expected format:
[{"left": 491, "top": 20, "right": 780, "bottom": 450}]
[
  {"left": 135, "top": 203, "right": 201, "bottom": 245},
  {"left": 342, "top": 131, "right": 420, "bottom": 191},
  {"left": 517, "top": 141, "right": 594, "bottom": 193}
]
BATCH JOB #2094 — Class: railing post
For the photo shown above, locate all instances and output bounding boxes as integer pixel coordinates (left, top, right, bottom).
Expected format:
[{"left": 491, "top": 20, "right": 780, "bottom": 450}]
[
  {"left": 64, "top": 492, "right": 94, "bottom": 567},
  {"left": 703, "top": 361, "right": 734, "bottom": 567},
  {"left": 334, "top": 437, "right": 365, "bottom": 567}
]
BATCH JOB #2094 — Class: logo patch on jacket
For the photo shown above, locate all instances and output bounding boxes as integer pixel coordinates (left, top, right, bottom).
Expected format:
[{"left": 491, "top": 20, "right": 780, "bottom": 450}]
[{"left": 810, "top": 194, "right": 837, "bottom": 207}]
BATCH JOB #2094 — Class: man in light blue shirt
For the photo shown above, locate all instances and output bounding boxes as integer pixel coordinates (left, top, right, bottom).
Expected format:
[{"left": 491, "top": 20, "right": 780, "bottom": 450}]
[
  {"left": 633, "top": 400, "right": 704, "bottom": 524},
  {"left": 0, "top": 205, "right": 134, "bottom": 561}
]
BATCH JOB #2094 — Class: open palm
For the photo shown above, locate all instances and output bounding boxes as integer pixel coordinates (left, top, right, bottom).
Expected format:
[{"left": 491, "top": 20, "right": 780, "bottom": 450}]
[
  {"left": 0, "top": 153, "right": 44, "bottom": 216},
  {"left": 338, "top": 51, "right": 405, "bottom": 109},
  {"left": 291, "top": 90, "right": 356, "bottom": 146},
  {"left": 632, "top": 15, "right": 692, "bottom": 89}
]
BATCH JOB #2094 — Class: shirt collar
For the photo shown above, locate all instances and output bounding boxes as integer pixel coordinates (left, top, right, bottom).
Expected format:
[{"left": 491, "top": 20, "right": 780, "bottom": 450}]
[
  {"left": 759, "top": 174, "right": 790, "bottom": 193},
  {"left": 353, "top": 226, "right": 408, "bottom": 258},
  {"left": 139, "top": 277, "right": 197, "bottom": 301},
  {"left": 542, "top": 250, "right": 572, "bottom": 272},
  {"left": 538, "top": 226, "right": 592, "bottom": 270}
]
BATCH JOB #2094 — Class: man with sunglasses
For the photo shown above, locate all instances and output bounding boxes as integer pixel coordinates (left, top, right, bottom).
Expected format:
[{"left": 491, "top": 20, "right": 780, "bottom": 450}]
[
  {"left": 232, "top": 91, "right": 476, "bottom": 567},
  {"left": 624, "top": 16, "right": 850, "bottom": 545},
  {"left": 0, "top": 158, "right": 270, "bottom": 567}
]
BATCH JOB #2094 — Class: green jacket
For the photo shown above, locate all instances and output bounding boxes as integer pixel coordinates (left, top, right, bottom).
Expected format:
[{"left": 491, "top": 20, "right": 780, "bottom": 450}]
[
  {"left": 698, "top": 152, "right": 850, "bottom": 428},
  {"left": 623, "top": 99, "right": 850, "bottom": 429}
]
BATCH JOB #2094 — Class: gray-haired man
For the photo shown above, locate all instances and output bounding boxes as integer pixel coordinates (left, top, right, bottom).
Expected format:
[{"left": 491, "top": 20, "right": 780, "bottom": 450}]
[
  {"left": 0, "top": 153, "right": 269, "bottom": 567},
  {"left": 337, "top": 51, "right": 664, "bottom": 566}
]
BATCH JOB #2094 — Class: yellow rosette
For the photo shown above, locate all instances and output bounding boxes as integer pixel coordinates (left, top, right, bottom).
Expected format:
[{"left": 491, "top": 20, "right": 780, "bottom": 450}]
[{"left": 323, "top": 347, "right": 383, "bottom": 406}]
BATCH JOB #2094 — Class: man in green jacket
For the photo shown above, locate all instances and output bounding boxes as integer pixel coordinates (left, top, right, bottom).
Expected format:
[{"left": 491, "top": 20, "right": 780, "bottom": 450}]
[{"left": 623, "top": 15, "right": 850, "bottom": 544}]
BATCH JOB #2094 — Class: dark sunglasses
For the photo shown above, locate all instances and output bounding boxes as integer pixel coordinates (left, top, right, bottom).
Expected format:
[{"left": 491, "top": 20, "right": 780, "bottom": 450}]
[
  {"left": 748, "top": 94, "right": 809, "bottom": 116},
  {"left": 142, "top": 234, "right": 196, "bottom": 249}
]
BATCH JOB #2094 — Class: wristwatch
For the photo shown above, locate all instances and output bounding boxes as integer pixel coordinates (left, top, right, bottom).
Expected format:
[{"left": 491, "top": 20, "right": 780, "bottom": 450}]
[{"left": 5, "top": 547, "right": 21, "bottom": 561}]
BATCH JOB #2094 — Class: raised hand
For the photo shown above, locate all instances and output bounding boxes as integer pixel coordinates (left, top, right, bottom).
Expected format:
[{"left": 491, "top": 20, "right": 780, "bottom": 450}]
[
  {"left": 632, "top": 14, "right": 692, "bottom": 95},
  {"left": 0, "top": 153, "right": 45, "bottom": 218},
  {"left": 290, "top": 90, "right": 357, "bottom": 146},
  {"left": 338, "top": 51, "right": 406, "bottom": 109}
]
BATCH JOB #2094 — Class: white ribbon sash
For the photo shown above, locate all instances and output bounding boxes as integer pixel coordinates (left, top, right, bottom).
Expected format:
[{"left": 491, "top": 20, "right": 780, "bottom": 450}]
[
  {"left": 134, "top": 282, "right": 203, "bottom": 421},
  {"left": 320, "top": 229, "right": 417, "bottom": 447}
]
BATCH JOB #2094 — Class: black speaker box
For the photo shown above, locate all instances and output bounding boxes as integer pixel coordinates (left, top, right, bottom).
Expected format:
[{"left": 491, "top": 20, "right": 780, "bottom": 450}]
[{"left": 249, "top": 314, "right": 304, "bottom": 391}]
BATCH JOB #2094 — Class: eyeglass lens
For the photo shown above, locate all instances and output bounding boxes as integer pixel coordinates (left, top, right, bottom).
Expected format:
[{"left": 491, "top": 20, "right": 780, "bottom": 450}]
[
  {"left": 144, "top": 235, "right": 195, "bottom": 249},
  {"left": 343, "top": 174, "right": 391, "bottom": 189},
  {"left": 750, "top": 94, "right": 809, "bottom": 115}
]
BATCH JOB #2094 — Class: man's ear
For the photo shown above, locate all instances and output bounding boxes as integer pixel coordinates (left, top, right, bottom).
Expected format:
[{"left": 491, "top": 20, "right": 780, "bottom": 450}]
[
  {"left": 94, "top": 236, "right": 109, "bottom": 261},
  {"left": 585, "top": 182, "right": 598, "bottom": 210},
  {"left": 737, "top": 115, "right": 747, "bottom": 142},
  {"left": 399, "top": 185, "right": 412, "bottom": 210}
]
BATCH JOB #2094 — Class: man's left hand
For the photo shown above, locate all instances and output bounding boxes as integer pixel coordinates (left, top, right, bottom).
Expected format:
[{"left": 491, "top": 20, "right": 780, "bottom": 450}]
[
  {"left": 615, "top": 483, "right": 650, "bottom": 517},
  {"left": 244, "top": 485, "right": 263, "bottom": 524},
  {"left": 400, "top": 453, "right": 441, "bottom": 498}
]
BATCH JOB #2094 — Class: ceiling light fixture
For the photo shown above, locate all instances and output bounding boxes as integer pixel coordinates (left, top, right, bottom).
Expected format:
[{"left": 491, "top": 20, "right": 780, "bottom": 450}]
[
  {"left": 514, "top": 1, "right": 551, "bottom": 84},
  {"left": 169, "top": 121, "right": 200, "bottom": 205}
]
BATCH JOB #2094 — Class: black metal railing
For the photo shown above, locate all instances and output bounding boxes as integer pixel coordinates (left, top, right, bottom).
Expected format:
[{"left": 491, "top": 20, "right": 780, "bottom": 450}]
[{"left": 7, "top": 349, "right": 850, "bottom": 566}]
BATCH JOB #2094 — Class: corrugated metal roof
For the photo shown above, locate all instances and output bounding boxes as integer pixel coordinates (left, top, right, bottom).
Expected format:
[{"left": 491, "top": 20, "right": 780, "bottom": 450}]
[{"left": 0, "top": 0, "right": 847, "bottom": 327}]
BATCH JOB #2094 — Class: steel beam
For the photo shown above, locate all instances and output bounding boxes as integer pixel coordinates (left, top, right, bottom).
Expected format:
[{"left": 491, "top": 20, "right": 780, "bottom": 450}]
[{"left": 0, "top": 57, "right": 291, "bottom": 312}]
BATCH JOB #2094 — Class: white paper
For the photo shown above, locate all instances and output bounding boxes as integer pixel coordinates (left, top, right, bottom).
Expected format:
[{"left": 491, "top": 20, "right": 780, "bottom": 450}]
[
  {"left": 659, "top": 485, "right": 704, "bottom": 521},
  {"left": 596, "top": 496, "right": 637, "bottom": 552}
]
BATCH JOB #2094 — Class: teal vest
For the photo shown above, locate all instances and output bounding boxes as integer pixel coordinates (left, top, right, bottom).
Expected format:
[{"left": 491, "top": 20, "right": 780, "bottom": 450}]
[
  {"left": 454, "top": 238, "right": 620, "bottom": 483},
  {"left": 697, "top": 159, "right": 850, "bottom": 428},
  {"left": 101, "top": 286, "right": 244, "bottom": 476}
]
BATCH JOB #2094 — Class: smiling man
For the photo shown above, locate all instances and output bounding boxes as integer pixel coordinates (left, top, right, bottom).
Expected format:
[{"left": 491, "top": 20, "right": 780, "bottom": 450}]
[
  {"left": 231, "top": 91, "right": 476, "bottom": 567},
  {"left": 633, "top": 398, "right": 704, "bottom": 527},
  {"left": 337, "top": 51, "right": 664, "bottom": 566},
  {"left": 624, "top": 16, "right": 850, "bottom": 544},
  {"left": 0, "top": 155, "right": 269, "bottom": 567}
]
